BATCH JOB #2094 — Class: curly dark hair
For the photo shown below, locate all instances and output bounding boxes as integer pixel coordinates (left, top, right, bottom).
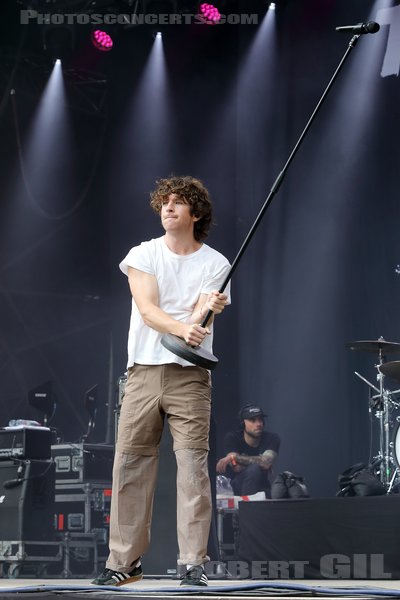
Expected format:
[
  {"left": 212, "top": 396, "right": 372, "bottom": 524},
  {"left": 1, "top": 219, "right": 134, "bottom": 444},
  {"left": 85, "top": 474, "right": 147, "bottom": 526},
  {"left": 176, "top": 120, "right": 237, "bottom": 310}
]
[{"left": 150, "top": 175, "right": 213, "bottom": 241}]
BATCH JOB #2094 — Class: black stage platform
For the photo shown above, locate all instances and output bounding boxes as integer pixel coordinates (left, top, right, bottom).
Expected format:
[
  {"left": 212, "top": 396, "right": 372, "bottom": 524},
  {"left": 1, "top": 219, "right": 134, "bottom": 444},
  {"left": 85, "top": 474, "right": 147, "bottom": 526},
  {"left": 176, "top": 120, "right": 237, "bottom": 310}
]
[{"left": 238, "top": 497, "right": 400, "bottom": 579}]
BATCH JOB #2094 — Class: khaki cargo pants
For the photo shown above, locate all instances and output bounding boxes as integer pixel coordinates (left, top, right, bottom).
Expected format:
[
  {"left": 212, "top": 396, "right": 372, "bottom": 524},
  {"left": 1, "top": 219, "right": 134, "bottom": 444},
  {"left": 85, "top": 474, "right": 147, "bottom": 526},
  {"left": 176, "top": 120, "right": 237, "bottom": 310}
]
[{"left": 106, "top": 363, "right": 212, "bottom": 571}]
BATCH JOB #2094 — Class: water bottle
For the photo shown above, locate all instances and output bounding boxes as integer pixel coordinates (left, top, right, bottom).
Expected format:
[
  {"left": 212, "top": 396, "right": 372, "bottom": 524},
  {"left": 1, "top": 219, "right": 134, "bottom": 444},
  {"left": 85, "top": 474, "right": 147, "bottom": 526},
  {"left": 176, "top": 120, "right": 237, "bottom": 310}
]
[
  {"left": 216, "top": 475, "right": 234, "bottom": 509},
  {"left": 8, "top": 419, "right": 41, "bottom": 427}
]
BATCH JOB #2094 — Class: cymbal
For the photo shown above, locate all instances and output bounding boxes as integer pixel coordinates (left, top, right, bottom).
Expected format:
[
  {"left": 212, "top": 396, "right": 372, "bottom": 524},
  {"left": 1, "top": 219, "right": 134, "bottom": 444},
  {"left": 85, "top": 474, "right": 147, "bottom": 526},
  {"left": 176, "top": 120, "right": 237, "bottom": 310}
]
[
  {"left": 379, "top": 361, "right": 400, "bottom": 383},
  {"left": 346, "top": 339, "right": 400, "bottom": 354}
]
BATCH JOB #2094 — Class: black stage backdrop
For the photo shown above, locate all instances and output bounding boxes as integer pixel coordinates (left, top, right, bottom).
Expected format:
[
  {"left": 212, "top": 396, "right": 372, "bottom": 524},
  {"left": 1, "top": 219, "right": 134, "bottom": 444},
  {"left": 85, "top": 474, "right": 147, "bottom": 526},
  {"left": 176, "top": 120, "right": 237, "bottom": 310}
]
[{"left": 0, "top": 0, "right": 399, "bottom": 501}]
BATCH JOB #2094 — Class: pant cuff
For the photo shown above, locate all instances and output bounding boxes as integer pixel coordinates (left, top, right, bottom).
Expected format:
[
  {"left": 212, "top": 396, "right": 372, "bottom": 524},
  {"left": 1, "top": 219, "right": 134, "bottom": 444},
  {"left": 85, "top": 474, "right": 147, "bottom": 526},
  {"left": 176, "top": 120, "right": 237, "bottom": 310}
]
[{"left": 177, "top": 555, "right": 210, "bottom": 566}]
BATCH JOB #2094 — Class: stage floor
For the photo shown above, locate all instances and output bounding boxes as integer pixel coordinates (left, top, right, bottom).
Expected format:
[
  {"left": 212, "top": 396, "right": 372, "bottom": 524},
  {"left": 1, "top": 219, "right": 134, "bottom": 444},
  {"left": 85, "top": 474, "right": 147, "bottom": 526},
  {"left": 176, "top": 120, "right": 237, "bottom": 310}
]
[{"left": 0, "top": 578, "right": 400, "bottom": 599}]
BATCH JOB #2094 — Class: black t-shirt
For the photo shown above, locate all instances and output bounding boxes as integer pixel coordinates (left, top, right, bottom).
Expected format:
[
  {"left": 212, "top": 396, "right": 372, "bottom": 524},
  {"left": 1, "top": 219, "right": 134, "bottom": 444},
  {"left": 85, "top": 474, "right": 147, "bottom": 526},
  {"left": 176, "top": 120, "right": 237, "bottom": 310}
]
[
  {"left": 223, "top": 429, "right": 281, "bottom": 495},
  {"left": 224, "top": 429, "right": 281, "bottom": 457}
]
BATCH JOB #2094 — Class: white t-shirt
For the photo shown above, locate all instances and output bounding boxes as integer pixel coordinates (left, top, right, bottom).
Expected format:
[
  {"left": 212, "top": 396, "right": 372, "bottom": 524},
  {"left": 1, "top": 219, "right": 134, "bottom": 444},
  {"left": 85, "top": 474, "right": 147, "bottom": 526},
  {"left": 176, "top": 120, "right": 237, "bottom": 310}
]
[{"left": 119, "top": 236, "right": 231, "bottom": 368}]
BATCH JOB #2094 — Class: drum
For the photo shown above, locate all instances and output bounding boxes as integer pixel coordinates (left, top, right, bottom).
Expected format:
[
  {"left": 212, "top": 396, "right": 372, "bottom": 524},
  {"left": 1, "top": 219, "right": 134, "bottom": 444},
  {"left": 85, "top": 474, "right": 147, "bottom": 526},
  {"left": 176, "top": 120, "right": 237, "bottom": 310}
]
[{"left": 393, "top": 419, "right": 400, "bottom": 469}]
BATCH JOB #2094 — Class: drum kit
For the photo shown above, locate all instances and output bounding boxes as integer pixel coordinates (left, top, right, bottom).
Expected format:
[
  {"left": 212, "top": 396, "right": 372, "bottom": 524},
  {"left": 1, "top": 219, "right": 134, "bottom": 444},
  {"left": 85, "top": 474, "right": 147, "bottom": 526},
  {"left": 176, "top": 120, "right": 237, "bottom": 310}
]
[{"left": 346, "top": 336, "right": 400, "bottom": 493}]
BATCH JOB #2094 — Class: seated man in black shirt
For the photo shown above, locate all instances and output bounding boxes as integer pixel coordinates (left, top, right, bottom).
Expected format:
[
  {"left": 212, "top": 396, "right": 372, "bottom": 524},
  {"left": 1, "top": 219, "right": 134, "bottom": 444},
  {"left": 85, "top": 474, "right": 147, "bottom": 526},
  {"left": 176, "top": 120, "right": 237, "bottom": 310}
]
[{"left": 216, "top": 405, "right": 280, "bottom": 498}]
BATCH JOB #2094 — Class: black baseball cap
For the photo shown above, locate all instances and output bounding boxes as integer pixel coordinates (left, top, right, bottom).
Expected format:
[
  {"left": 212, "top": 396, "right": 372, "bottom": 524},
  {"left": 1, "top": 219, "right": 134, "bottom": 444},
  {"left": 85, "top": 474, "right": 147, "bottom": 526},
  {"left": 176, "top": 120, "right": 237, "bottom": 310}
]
[{"left": 241, "top": 405, "right": 266, "bottom": 420}]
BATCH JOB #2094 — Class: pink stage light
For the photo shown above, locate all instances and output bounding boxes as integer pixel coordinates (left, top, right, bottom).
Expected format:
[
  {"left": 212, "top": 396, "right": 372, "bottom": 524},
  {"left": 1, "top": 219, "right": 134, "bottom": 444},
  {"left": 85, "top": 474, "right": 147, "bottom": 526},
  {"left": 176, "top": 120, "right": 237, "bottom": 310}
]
[
  {"left": 200, "top": 3, "right": 221, "bottom": 23},
  {"left": 91, "top": 29, "right": 113, "bottom": 52}
]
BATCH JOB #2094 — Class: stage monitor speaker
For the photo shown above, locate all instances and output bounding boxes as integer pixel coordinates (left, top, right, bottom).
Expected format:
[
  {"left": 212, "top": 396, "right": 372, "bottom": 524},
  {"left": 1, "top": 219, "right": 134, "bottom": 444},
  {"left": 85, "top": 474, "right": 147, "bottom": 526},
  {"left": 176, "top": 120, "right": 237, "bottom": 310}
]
[{"left": 0, "top": 460, "right": 55, "bottom": 541}]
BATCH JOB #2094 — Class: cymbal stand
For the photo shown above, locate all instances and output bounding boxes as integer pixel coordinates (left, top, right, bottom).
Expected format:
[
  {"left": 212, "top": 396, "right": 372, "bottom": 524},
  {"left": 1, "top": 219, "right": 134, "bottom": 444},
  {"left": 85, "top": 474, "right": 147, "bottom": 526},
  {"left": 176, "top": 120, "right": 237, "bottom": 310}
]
[
  {"left": 377, "top": 350, "right": 390, "bottom": 486},
  {"left": 354, "top": 371, "right": 384, "bottom": 481},
  {"left": 354, "top": 356, "right": 400, "bottom": 490},
  {"left": 375, "top": 349, "right": 400, "bottom": 488}
]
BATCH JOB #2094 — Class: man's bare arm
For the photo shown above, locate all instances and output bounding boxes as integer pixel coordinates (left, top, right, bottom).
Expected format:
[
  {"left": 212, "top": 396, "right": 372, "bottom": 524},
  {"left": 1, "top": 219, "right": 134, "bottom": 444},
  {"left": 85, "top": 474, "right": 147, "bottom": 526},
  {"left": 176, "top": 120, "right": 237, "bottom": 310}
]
[
  {"left": 217, "top": 450, "right": 277, "bottom": 474},
  {"left": 231, "top": 450, "right": 277, "bottom": 471},
  {"left": 128, "top": 267, "right": 208, "bottom": 346},
  {"left": 188, "top": 291, "right": 228, "bottom": 326}
]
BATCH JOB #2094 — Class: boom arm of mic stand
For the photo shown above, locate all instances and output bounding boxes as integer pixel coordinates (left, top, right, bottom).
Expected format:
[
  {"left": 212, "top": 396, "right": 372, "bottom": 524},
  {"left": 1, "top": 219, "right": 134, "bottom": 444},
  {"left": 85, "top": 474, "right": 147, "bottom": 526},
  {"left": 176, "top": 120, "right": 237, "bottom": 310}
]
[
  {"left": 163, "top": 34, "right": 365, "bottom": 367},
  {"left": 200, "top": 35, "right": 362, "bottom": 330}
]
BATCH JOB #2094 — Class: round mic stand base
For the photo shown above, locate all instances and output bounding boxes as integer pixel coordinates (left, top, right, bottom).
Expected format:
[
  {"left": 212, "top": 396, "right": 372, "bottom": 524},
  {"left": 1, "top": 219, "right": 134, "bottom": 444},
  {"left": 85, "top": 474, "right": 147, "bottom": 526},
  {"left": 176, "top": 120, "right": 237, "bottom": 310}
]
[{"left": 161, "top": 334, "right": 219, "bottom": 370}]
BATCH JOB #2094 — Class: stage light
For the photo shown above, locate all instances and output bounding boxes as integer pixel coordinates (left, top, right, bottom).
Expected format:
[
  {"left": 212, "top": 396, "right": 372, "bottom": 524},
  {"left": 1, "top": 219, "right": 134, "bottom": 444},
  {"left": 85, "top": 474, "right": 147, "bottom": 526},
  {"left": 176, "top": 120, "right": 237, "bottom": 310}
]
[
  {"left": 42, "top": 24, "right": 75, "bottom": 59},
  {"left": 200, "top": 3, "right": 221, "bottom": 23},
  {"left": 269, "top": 2, "right": 276, "bottom": 9},
  {"left": 91, "top": 29, "right": 114, "bottom": 52}
]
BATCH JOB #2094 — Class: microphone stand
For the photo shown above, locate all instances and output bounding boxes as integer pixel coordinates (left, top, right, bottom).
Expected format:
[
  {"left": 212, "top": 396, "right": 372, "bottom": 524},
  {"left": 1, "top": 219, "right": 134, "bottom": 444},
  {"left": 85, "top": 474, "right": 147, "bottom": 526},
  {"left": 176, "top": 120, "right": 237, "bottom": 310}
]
[{"left": 161, "top": 32, "right": 372, "bottom": 369}]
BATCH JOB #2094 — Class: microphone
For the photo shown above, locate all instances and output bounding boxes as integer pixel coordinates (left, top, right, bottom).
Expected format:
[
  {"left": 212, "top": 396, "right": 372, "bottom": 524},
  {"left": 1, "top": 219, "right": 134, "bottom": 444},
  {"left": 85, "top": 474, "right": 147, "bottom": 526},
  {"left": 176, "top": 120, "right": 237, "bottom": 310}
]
[
  {"left": 3, "top": 463, "right": 24, "bottom": 488},
  {"left": 3, "top": 478, "right": 24, "bottom": 489},
  {"left": 3, "top": 461, "right": 54, "bottom": 489},
  {"left": 335, "top": 21, "right": 380, "bottom": 35}
]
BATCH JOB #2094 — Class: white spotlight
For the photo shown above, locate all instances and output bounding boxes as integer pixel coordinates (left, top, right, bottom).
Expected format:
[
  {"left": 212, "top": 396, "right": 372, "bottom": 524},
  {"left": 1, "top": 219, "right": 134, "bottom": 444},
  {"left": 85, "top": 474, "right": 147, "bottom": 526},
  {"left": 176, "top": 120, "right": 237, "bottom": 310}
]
[{"left": 269, "top": 2, "right": 276, "bottom": 9}]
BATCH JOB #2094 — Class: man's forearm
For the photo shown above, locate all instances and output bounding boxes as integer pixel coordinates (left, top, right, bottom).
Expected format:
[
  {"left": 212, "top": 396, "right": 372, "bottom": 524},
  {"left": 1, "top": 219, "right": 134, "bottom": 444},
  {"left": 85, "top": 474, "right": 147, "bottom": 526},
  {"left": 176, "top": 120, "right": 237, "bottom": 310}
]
[
  {"left": 139, "top": 302, "right": 186, "bottom": 336},
  {"left": 235, "top": 450, "right": 277, "bottom": 470},
  {"left": 188, "top": 302, "right": 215, "bottom": 325}
]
